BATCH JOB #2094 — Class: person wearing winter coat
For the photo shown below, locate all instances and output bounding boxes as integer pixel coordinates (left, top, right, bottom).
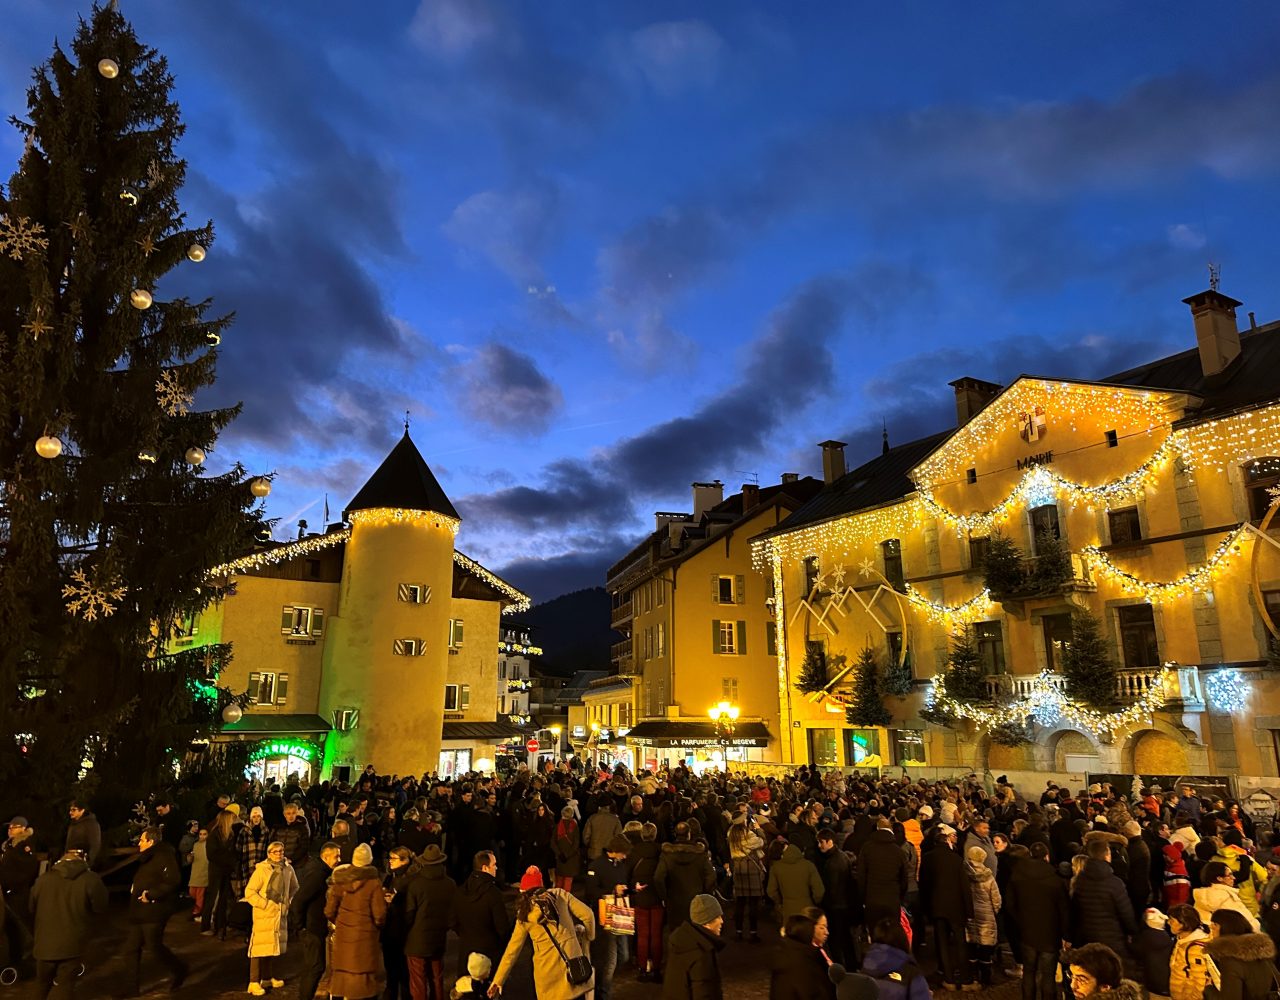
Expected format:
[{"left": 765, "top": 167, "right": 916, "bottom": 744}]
[
  {"left": 858, "top": 819, "right": 908, "bottom": 929},
  {"left": 656, "top": 825, "right": 718, "bottom": 931},
  {"left": 289, "top": 842, "right": 342, "bottom": 1000},
  {"left": 1007, "top": 843, "right": 1070, "bottom": 1000},
  {"left": 29, "top": 849, "right": 108, "bottom": 999},
  {"left": 583, "top": 803, "right": 623, "bottom": 861},
  {"left": 729, "top": 816, "right": 767, "bottom": 943},
  {"left": 1166, "top": 843, "right": 1193, "bottom": 909},
  {"left": 1213, "top": 832, "right": 1268, "bottom": 919},
  {"left": 1064, "top": 943, "right": 1145, "bottom": 1000},
  {"left": 187, "top": 827, "right": 210, "bottom": 918},
  {"left": 122, "top": 828, "right": 188, "bottom": 996},
  {"left": 1132, "top": 909, "right": 1173, "bottom": 997},
  {"left": 234, "top": 806, "right": 270, "bottom": 897},
  {"left": 769, "top": 912, "right": 836, "bottom": 1000},
  {"left": 381, "top": 847, "right": 418, "bottom": 1000},
  {"left": 631, "top": 823, "right": 666, "bottom": 981},
  {"left": 326, "top": 844, "right": 389, "bottom": 1000},
  {"left": 1167, "top": 904, "right": 1211, "bottom": 1000},
  {"left": 404, "top": 844, "right": 457, "bottom": 1000},
  {"left": 860, "top": 916, "right": 931, "bottom": 1000},
  {"left": 202, "top": 808, "right": 241, "bottom": 935},
  {"left": 64, "top": 801, "right": 101, "bottom": 869},
  {"left": 244, "top": 840, "right": 299, "bottom": 996},
  {"left": 919, "top": 825, "right": 973, "bottom": 990},
  {"left": 661, "top": 893, "right": 726, "bottom": 1000},
  {"left": 453, "top": 850, "right": 511, "bottom": 980},
  {"left": 270, "top": 801, "right": 311, "bottom": 868},
  {"left": 1203, "top": 908, "right": 1277, "bottom": 1000},
  {"left": 816, "top": 829, "right": 855, "bottom": 968},
  {"left": 490, "top": 868, "right": 596, "bottom": 1000},
  {"left": 1123, "top": 822, "right": 1153, "bottom": 915},
  {"left": 767, "top": 843, "right": 825, "bottom": 922},
  {"left": 1195, "top": 862, "right": 1262, "bottom": 933},
  {"left": 553, "top": 808, "right": 583, "bottom": 891},
  {"left": 1069, "top": 839, "right": 1138, "bottom": 973},
  {"left": 588, "top": 836, "right": 636, "bottom": 1000},
  {"left": 965, "top": 846, "right": 1002, "bottom": 985}
]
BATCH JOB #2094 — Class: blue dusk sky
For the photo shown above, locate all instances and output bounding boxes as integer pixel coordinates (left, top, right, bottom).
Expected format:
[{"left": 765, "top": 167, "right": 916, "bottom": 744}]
[{"left": 5, "top": 2, "right": 1280, "bottom": 601}]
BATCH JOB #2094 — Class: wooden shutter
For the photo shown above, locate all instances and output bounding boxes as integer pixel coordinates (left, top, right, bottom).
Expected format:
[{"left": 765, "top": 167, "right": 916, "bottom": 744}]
[
  {"left": 444, "top": 685, "right": 457, "bottom": 711},
  {"left": 767, "top": 621, "right": 777, "bottom": 657},
  {"left": 737, "top": 620, "right": 747, "bottom": 655},
  {"left": 414, "top": 638, "right": 425, "bottom": 656},
  {"left": 397, "top": 583, "right": 412, "bottom": 602},
  {"left": 735, "top": 575, "right": 746, "bottom": 604},
  {"left": 453, "top": 619, "right": 464, "bottom": 646},
  {"left": 279, "top": 607, "right": 293, "bottom": 633},
  {"left": 311, "top": 608, "right": 324, "bottom": 635},
  {"left": 190, "top": 612, "right": 200, "bottom": 636},
  {"left": 247, "top": 672, "right": 261, "bottom": 703},
  {"left": 276, "top": 673, "right": 289, "bottom": 705},
  {"left": 460, "top": 685, "right": 470, "bottom": 709},
  {"left": 711, "top": 574, "right": 720, "bottom": 602},
  {"left": 712, "top": 620, "right": 722, "bottom": 653},
  {"left": 393, "top": 639, "right": 406, "bottom": 656}
]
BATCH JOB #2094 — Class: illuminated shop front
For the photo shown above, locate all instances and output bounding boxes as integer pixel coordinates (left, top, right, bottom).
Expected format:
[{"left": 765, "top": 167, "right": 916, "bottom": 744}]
[
  {"left": 218, "top": 713, "right": 331, "bottom": 783},
  {"left": 624, "top": 720, "right": 772, "bottom": 774},
  {"left": 250, "top": 739, "right": 322, "bottom": 784}
]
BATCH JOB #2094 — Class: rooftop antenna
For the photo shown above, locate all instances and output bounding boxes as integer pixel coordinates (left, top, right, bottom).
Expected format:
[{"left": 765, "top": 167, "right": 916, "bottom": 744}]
[
  {"left": 882, "top": 419, "right": 890, "bottom": 455},
  {"left": 733, "top": 471, "right": 759, "bottom": 484},
  {"left": 1208, "top": 262, "right": 1221, "bottom": 292},
  {"left": 404, "top": 409, "right": 410, "bottom": 433}
]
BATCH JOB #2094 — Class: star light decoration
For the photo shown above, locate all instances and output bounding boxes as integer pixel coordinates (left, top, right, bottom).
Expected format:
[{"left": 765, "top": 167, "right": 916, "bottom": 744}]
[
  {"left": 155, "top": 369, "right": 193, "bottom": 417},
  {"left": 0, "top": 214, "right": 50, "bottom": 260},
  {"left": 1203, "top": 669, "right": 1250, "bottom": 713},
  {"left": 62, "top": 568, "right": 127, "bottom": 621},
  {"left": 22, "top": 308, "right": 53, "bottom": 339}
]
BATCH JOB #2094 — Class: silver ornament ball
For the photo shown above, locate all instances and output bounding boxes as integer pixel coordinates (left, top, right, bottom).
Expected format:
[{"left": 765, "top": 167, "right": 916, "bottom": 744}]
[{"left": 221, "top": 702, "right": 243, "bottom": 725}]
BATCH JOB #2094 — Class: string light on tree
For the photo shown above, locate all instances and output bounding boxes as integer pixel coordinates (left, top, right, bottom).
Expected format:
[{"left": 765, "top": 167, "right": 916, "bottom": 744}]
[{"left": 1082, "top": 527, "right": 1251, "bottom": 603}]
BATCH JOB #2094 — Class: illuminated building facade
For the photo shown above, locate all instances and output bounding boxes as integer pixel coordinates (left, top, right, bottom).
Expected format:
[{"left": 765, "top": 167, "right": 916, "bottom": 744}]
[{"left": 753, "top": 284, "right": 1280, "bottom": 777}]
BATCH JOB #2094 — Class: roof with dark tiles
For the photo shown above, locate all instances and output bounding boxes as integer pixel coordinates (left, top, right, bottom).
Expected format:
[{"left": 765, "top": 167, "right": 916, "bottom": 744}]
[{"left": 345, "top": 431, "right": 460, "bottom": 520}]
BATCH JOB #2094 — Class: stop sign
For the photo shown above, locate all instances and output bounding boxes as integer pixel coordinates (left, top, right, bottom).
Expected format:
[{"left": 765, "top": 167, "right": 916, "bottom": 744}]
[{"left": 526, "top": 738, "right": 540, "bottom": 754}]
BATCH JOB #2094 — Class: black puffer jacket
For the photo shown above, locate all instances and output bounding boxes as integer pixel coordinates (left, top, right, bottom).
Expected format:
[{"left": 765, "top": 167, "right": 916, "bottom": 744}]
[
  {"left": 662, "top": 921, "right": 724, "bottom": 1000},
  {"left": 29, "top": 857, "right": 108, "bottom": 960},
  {"left": 1070, "top": 857, "right": 1137, "bottom": 957},
  {"left": 1204, "top": 932, "right": 1277, "bottom": 1000},
  {"left": 655, "top": 842, "right": 715, "bottom": 930},
  {"left": 631, "top": 839, "right": 663, "bottom": 907},
  {"left": 453, "top": 870, "right": 510, "bottom": 968},
  {"left": 128, "top": 841, "right": 182, "bottom": 924},
  {"left": 769, "top": 936, "right": 836, "bottom": 1000},
  {"left": 919, "top": 844, "right": 971, "bottom": 924},
  {"left": 1006, "top": 857, "right": 1068, "bottom": 952},
  {"left": 271, "top": 817, "right": 311, "bottom": 866},
  {"left": 403, "top": 862, "right": 456, "bottom": 959},
  {"left": 857, "top": 829, "right": 907, "bottom": 915}
]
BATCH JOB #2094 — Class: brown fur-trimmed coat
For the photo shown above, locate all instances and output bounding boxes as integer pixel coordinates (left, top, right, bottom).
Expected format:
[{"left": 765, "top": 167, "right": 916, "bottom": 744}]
[{"left": 1204, "top": 931, "right": 1277, "bottom": 1000}]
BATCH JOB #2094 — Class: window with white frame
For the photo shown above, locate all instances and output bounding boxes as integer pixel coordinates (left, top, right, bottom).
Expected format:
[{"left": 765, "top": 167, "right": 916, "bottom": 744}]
[
  {"left": 397, "top": 583, "right": 431, "bottom": 604},
  {"left": 722, "top": 677, "right": 739, "bottom": 702},
  {"left": 444, "top": 684, "right": 471, "bottom": 711},
  {"left": 448, "top": 619, "right": 465, "bottom": 647},
  {"left": 248, "top": 670, "right": 289, "bottom": 706},
  {"left": 280, "top": 605, "right": 324, "bottom": 637},
  {"left": 718, "top": 620, "right": 737, "bottom": 654},
  {"left": 657, "top": 622, "right": 666, "bottom": 657},
  {"left": 393, "top": 638, "right": 425, "bottom": 656}
]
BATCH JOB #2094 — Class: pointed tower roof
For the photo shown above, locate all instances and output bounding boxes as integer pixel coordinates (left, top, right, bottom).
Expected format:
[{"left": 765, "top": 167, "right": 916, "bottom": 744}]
[{"left": 345, "top": 432, "right": 460, "bottom": 521}]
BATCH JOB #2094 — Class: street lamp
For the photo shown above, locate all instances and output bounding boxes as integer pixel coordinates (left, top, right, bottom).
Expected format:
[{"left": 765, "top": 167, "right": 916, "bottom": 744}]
[
  {"left": 549, "top": 725, "right": 562, "bottom": 760},
  {"left": 708, "top": 701, "right": 740, "bottom": 773},
  {"left": 590, "top": 722, "right": 600, "bottom": 769}
]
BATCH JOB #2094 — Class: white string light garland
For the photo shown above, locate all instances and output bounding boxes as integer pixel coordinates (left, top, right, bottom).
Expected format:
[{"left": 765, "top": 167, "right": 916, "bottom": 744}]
[{"left": 1081, "top": 527, "right": 1251, "bottom": 603}]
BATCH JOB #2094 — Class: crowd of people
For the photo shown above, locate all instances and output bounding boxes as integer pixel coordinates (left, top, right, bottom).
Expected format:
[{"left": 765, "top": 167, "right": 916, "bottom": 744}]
[{"left": 3, "top": 762, "right": 1280, "bottom": 1000}]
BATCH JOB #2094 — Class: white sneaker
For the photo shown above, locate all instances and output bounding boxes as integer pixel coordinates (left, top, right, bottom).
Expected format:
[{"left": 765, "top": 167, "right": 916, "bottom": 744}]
[
  {"left": 248, "top": 984, "right": 267, "bottom": 996},
  {"left": 269, "top": 979, "right": 285, "bottom": 988}
]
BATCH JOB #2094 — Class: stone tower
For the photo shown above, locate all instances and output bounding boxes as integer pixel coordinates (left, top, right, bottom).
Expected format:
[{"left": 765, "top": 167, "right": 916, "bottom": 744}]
[{"left": 319, "top": 432, "right": 461, "bottom": 776}]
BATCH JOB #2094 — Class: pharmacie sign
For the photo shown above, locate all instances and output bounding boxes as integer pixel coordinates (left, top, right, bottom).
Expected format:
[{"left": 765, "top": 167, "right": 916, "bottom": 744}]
[{"left": 253, "top": 740, "right": 316, "bottom": 762}]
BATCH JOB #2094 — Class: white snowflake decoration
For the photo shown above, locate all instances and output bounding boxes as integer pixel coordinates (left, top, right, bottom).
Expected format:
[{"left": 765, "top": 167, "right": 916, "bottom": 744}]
[
  {"left": 0, "top": 215, "right": 49, "bottom": 261},
  {"left": 155, "top": 370, "right": 192, "bottom": 417},
  {"left": 62, "top": 568, "right": 127, "bottom": 621},
  {"left": 1268, "top": 484, "right": 1280, "bottom": 504}
]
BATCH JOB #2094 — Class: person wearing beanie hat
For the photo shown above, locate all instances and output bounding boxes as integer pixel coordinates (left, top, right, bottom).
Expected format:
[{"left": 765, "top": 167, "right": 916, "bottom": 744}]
[
  {"left": 404, "top": 833, "right": 458, "bottom": 1000},
  {"left": 662, "top": 894, "right": 725, "bottom": 999},
  {"left": 234, "top": 805, "right": 270, "bottom": 900},
  {"left": 491, "top": 864, "right": 596, "bottom": 999},
  {"left": 325, "top": 839, "right": 387, "bottom": 1000}
]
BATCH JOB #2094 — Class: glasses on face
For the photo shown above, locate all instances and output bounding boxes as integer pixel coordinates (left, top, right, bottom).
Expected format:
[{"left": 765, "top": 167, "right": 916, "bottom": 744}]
[{"left": 268, "top": 849, "right": 285, "bottom": 857}]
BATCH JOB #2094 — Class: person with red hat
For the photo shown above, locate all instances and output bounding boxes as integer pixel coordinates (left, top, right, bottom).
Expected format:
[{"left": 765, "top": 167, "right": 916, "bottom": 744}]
[{"left": 489, "top": 866, "right": 596, "bottom": 1000}]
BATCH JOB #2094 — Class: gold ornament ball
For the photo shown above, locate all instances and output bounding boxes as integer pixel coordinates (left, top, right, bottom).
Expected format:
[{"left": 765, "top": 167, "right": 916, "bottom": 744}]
[
  {"left": 221, "top": 702, "right": 243, "bottom": 725},
  {"left": 249, "top": 477, "right": 271, "bottom": 498},
  {"left": 205, "top": 331, "right": 222, "bottom": 346},
  {"left": 97, "top": 58, "right": 119, "bottom": 79},
  {"left": 185, "top": 446, "right": 206, "bottom": 466},
  {"left": 186, "top": 244, "right": 206, "bottom": 263},
  {"left": 138, "top": 448, "right": 158, "bottom": 464},
  {"left": 35, "top": 435, "right": 63, "bottom": 459},
  {"left": 119, "top": 184, "right": 140, "bottom": 205},
  {"left": 129, "top": 289, "right": 153, "bottom": 310}
]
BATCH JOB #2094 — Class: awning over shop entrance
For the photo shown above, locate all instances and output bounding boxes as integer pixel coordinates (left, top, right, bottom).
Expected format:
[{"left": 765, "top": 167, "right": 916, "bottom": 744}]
[
  {"left": 220, "top": 713, "right": 332, "bottom": 735},
  {"left": 623, "top": 720, "right": 772, "bottom": 749},
  {"left": 442, "top": 721, "right": 530, "bottom": 741}
]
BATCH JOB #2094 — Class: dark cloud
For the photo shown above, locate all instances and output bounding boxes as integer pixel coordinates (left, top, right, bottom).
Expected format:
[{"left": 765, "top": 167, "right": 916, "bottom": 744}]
[
  {"left": 495, "top": 545, "right": 627, "bottom": 604},
  {"left": 600, "top": 204, "right": 728, "bottom": 306},
  {"left": 457, "top": 458, "right": 629, "bottom": 532},
  {"left": 451, "top": 342, "right": 564, "bottom": 434}
]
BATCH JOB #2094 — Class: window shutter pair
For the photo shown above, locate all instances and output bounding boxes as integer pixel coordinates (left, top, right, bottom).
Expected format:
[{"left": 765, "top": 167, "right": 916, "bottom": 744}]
[{"left": 393, "top": 638, "right": 425, "bottom": 656}]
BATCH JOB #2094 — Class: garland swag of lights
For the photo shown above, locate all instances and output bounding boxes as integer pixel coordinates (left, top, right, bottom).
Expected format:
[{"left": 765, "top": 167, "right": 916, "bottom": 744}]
[
  {"left": 904, "top": 583, "right": 993, "bottom": 626},
  {"left": 1081, "top": 526, "right": 1251, "bottom": 603},
  {"left": 928, "top": 664, "right": 1173, "bottom": 736}
]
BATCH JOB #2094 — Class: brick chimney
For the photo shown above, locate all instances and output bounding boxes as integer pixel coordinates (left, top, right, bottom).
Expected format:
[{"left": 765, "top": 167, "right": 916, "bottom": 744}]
[
  {"left": 780, "top": 472, "right": 799, "bottom": 484},
  {"left": 948, "top": 376, "right": 1002, "bottom": 426},
  {"left": 819, "top": 440, "right": 847, "bottom": 484},
  {"left": 740, "top": 483, "right": 760, "bottom": 512},
  {"left": 1183, "top": 287, "right": 1243, "bottom": 378},
  {"left": 691, "top": 481, "right": 723, "bottom": 521}
]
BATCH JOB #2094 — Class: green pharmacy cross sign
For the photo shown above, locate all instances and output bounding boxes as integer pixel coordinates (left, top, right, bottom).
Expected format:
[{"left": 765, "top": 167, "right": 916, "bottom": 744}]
[{"left": 251, "top": 740, "right": 317, "bottom": 763}]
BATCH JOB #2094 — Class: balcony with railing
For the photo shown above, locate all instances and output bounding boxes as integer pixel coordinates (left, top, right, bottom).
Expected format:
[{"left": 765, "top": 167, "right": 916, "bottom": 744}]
[
  {"left": 982, "top": 664, "right": 1204, "bottom": 712},
  {"left": 611, "top": 638, "right": 639, "bottom": 674},
  {"left": 610, "top": 599, "right": 633, "bottom": 628}
]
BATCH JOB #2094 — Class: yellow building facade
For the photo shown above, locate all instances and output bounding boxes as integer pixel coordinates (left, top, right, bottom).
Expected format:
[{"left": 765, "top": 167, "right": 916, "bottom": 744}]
[
  {"left": 754, "top": 287, "right": 1280, "bottom": 779},
  {"left": 607, "top": 477, "right": 823, "bottom": 770},
  {"left": 188, "top": 433, "right": 530, "bottom": 782}
]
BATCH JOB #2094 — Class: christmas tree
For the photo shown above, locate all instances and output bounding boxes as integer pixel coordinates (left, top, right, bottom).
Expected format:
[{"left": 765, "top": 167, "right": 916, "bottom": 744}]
[
  {"left": 1028, "top": 530, "right": 1072, "bottom": 594},
  {"left": 982, "top": 531, "right": 1026, "bottom": 597},
  {"left": 941, "top": 626, "right": 988, "bottom": 704},
  {"left": 1060, "top": 610, "right": 1119, "bottom": 710},
  {"left": 845, "top": 646, "right": 891, "bottom": 727},
  {"left": 882, "top": 645, "right": 914, "bottom": 697},
  {"left": 0, "top": 5, "right": 266, "bottom": 811},
  {"left": 795, "top": 643, "right": 829, "bottom": 694}
]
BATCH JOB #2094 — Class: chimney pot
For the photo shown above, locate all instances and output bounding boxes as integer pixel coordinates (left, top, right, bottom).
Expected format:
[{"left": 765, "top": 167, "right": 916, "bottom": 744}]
[
  {"left": 818, "top": 440, "right": 847, "bottom": 484},
  {"left": 948, "top": 377, "right": 1002, "bottom": 426},
  {"left": 691, "top": 481, "right": 724, "bottom": 521},
  {"left": 741, "top": 483, "right": 760, "bottom": 511},
  {"left": 780, "top": 472, "right": 799, "bottom": 484},
  {"left": 1182, "top": 288, "right": 1243, "bottom": 378}
]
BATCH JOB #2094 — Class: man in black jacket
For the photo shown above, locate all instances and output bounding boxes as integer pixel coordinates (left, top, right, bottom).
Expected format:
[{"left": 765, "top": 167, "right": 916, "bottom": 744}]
[
  {"left": 815, "top": 829, "right": 855, "bottom": 968},
  {"left": 1069, "top": 839, "right": 1138, "bottom": 976},
  {"left": 30, "top": 849, "right": 108, "bottom": 999},
  {"left": 119, "top": 827, "right": 186, "bottom": 997},
  {"left": 919, "top": 824, "right": 974, "bottom": 991},
  {"left": 289, "top": 841, "right": 341, "bottom": 1000},
  {"left": 271, "top": 802, "right": 311, "bottom": 867},
  {"left": 1007, "top": 842, "right": 1069, "bottom": 1000},
  {"left": 587, "top": 836, "right": 634, "bottom": 999},
  {"left": 655, "top": 824, "right": 716, "bottom": 932},
  {"left": 662, "top": 894, "right": 725, "bottom": 1000},
  {"left": 857, "top": 816, "right": 907, "bottom": 930},
  {"left": 404, "top": 845, "right": 456, "bottom": 1000},
  {"left": 453, "top": 850, "right": 511, "bottom": 979}
]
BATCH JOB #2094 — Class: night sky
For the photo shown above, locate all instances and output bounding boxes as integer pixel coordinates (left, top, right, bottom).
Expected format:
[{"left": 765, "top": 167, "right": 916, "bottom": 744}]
[{"left": 5, "top": 2, "right": 1280, "bottom": 602}]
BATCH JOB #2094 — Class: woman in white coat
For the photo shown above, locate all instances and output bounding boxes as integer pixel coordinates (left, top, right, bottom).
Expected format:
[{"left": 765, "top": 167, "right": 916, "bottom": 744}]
[{"left": 244, "top": 840, "right": 299, "bottom": 996}]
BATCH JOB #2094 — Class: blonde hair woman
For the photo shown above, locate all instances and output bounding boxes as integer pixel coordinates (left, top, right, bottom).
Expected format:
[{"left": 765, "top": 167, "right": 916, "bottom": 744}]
[{"left": 244, "top": 840, "right": 299, "bottom": 995}]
